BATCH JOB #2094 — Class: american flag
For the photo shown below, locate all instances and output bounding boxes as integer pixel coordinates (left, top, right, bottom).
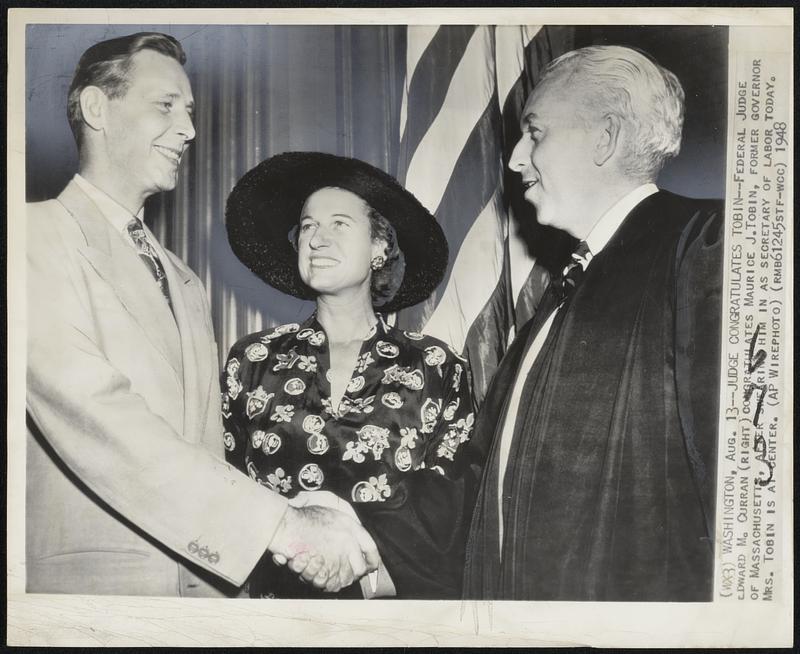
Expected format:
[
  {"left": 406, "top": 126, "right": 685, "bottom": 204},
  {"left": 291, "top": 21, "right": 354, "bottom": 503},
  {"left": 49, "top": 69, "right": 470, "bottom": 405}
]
[{"left": 395, "top": 25, "right": 575, "bottom": 404}]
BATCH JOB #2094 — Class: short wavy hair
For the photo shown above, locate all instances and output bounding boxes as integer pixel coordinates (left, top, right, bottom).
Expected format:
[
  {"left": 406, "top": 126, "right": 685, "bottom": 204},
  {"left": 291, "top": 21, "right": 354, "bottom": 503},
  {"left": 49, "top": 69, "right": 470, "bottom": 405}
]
[
  {"left": 541, "top": 45, "right": 685, "bottom": 180},
  {"left": 67, "top": 32, "right": 186, "bottom": 147},
  {"left": 367, "top": 208, "right": 406, "bottom": 308},
  {"left": 289, "top": 200, "right": 406, "bottom": 308}
]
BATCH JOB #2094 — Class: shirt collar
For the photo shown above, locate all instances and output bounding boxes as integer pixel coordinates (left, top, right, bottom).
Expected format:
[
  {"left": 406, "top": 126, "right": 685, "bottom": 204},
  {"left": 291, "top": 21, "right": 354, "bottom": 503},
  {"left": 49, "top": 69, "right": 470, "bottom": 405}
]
[
  {"left": 584, "top": 183, "right": 659, "bottom": 260},
  {"left": 73, "top": 174, "right": 144, "bottom": 235}
]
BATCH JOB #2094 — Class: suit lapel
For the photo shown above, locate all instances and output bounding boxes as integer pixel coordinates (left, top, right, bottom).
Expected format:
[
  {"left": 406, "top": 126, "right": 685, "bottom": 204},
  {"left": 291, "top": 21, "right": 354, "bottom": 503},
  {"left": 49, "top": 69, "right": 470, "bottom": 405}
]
[
  {"left": 57, "top": 181, "right": 183, "bottom": 377},
  {"left": 162, "top": 249, "right": 215, "bottom": 445}
]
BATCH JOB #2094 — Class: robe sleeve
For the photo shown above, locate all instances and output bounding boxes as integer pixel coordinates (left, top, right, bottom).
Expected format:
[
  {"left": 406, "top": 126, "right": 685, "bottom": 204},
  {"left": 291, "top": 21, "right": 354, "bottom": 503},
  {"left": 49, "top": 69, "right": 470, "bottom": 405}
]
[{"left": 352, "top": 356, "right": 481, "bottom": 598}]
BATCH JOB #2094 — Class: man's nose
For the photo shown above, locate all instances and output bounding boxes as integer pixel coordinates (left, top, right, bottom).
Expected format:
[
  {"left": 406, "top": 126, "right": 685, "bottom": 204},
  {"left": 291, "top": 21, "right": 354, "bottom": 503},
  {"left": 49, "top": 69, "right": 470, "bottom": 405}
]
[
  {"left": 508, "top": 137, "right": 531, "bottom": 173},
  {"left": 175, "top": 107, "right": 196, "bottom": 142}
]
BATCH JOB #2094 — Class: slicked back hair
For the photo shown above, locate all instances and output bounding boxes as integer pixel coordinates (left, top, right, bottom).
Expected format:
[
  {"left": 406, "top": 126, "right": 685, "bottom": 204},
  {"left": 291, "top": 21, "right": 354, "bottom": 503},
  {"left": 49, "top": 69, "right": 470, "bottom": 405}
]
[{"left": 67, "top": 32, "right": 186, "bottom": 147}]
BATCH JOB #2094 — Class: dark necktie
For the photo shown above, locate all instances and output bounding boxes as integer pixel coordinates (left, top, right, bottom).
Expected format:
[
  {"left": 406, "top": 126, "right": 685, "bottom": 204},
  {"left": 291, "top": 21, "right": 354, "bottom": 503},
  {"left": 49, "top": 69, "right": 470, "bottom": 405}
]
[
  {"left": 554, "top": 240, "right": 591, "bottom": 302},
  {"left": 126, "top": 217, "right": 173, "bottom": 310}
]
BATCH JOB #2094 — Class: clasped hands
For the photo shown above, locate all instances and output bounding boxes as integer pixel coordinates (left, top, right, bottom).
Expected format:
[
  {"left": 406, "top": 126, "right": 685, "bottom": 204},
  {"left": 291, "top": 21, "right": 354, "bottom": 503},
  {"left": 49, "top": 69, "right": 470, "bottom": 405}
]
[{"left": 268, "top": 490, "right": 380, "bottom": 592}]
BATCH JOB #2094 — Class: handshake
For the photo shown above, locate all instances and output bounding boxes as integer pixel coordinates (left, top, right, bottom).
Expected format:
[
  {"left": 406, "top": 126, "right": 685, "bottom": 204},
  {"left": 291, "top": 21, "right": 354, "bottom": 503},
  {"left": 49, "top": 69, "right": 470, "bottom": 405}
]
[{"left": 267, "top": 491, "right": 383, "bottom": 594}]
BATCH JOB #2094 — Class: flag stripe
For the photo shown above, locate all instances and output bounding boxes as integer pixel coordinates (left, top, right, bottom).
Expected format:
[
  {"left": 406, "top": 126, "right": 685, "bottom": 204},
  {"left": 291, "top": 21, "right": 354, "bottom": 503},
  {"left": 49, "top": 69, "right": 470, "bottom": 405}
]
[
  {"left": 399, "top": 26, "right": 440, "bottom": 141},
  {"left": 423, "top": 186, "right": 505, "bottom": 351},
  {"left": 402, "top": 26, "right": 495, "bottom": 213},
  {"left": 461, "top": 260, "right": 512, "bottom": 406},
  {"left": 431, "top": 91, "right": 502, "bottom": 288},
  {"left": 495, "top": 26, "right": 541, "bottom": 106},
  {"left": 399, "top": 26, "right": 476, "bottom": 164},
  {"left": 400, "top": 94, "right": 502, "bottom": 331}
]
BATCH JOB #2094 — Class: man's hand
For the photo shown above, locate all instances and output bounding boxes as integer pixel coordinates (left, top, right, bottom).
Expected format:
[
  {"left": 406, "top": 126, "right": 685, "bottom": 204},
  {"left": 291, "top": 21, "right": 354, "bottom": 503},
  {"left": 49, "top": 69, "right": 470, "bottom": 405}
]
[{"left": 268, "top": 503, "right": 380, "bottom": 592}]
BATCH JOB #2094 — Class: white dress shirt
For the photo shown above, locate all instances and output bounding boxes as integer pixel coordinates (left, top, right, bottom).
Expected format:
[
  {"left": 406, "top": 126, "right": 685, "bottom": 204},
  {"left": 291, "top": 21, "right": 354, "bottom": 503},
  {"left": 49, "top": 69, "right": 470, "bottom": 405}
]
[
  {"left": 72, "top": 174, "right": 173, "bottom": 265},
  {"left": 73, "top": 174, "right": 145, "bottom": 236},
  {"left": 496, "top": 183, "right": 658, "bottom": 548}
]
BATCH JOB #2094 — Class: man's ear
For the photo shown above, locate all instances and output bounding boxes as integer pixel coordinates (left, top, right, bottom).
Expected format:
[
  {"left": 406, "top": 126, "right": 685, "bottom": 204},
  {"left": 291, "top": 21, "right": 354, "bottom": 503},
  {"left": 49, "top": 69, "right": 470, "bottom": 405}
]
[
  {"left": 79, "top": 86, "right": 109, "bottom": 133},
  {"left": 594, "top": 113, "right": 621, "bottom": 166}
]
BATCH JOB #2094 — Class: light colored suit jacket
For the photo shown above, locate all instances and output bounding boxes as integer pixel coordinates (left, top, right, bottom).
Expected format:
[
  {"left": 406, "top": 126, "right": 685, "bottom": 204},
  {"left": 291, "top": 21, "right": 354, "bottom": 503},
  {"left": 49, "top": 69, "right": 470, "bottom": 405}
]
[{"left": 26, "top": 180, "right": 287, "bottom": 596}]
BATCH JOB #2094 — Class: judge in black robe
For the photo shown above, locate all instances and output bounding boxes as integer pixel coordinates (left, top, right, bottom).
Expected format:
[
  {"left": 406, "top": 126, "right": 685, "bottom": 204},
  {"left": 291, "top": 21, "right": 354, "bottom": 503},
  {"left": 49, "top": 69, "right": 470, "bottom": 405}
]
[{"left": 463, "top": 45, "right": 723, "bottom": 601}]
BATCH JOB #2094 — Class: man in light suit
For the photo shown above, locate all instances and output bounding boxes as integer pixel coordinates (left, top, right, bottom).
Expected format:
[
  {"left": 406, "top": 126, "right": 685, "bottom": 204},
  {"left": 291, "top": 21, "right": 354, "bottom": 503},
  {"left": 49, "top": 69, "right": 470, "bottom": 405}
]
[
  {"left": 463, "top": 46, "right": 723, "bottom": 600},
  {"left": 26, "top": 32, "right": 378, "bottom": 597}
]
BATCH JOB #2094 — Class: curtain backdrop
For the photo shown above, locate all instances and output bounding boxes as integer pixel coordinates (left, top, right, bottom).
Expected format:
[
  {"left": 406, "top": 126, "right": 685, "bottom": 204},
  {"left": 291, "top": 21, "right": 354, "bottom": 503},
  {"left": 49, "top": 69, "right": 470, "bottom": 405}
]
[{"left": 26, "top": 24, "right": 405, "bottom": 361}]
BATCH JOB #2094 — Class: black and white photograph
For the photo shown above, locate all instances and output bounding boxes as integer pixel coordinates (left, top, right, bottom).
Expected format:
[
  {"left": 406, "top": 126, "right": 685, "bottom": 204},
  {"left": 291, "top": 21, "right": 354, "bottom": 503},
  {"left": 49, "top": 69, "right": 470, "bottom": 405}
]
[{"left": 7, "top": 6, "right": 793, "bottom": 647}]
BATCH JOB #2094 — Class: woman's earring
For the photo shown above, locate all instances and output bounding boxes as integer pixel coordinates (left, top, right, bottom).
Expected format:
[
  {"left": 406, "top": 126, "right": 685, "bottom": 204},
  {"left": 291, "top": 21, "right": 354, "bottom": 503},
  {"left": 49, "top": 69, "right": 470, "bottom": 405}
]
[{"left": 370, "top": 255, "right": 386, "bottom": 271}]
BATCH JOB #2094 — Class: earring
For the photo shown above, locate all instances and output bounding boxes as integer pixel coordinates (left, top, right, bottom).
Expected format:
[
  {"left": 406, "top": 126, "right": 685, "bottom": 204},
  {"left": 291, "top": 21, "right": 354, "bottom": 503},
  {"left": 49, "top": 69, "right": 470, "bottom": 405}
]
[{"left": 370, "top": 255, "right": 386, "bottom": 271}]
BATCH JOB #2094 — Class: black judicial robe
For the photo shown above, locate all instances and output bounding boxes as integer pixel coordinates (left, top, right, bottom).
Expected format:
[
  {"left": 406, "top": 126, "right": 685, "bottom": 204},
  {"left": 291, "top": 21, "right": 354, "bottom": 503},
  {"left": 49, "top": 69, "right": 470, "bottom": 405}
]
[{"left": 463, "top": 191, "right": 723, "bottom": 601}]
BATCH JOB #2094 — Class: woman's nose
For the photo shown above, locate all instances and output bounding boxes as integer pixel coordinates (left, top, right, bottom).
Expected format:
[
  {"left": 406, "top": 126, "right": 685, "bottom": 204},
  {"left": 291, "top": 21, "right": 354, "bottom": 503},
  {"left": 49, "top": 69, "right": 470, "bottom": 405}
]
[
  {"left": 508, "top": 136, "right": 532, "bottom": 173},
  {"left": 309, "top": 226, "right": 330, "bottom": 248}
]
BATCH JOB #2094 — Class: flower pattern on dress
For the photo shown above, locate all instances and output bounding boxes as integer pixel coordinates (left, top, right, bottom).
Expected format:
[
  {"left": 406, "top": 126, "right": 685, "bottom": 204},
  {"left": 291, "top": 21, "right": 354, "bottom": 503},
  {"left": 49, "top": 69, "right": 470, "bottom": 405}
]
[
  {"left": 376, "top": 340, "right": 400, "bottom": 358},
  {"left": 266, "top": 467, "right": 293, "bottom": 494},
  {"left": 326, "top": 395, "right": 375, "bottom": 418},
  {"left": 226, "top": 358, "right": 240, "bottom": 377},
  {"left": 399, "top": 426, "right": 419, "bottom": 449},
  {"left": 221, "top": 392, "right": 231, "bottom": 419},
  {"left": 342, "top": 440, "right": 367, "bottom": 463},
  {"left": 394, "top": 446, "right": 413, "bottom": 472},
  {"left": 223, "top": 431, "right": 235, "bottom": 451},
  {"left": 436, "top": 413, "right": 475, "bottom": 460},
  {"left": 307, "top": 331, "right": 326, "bottom": 347},
  {"left": 251, "top": 430, "right": 267, "bottom": 449},
  {"left": 452, "top": 363, "right": 463, "bottom": 392},
  {"left": 297, "top": 354, "right": 318, "bottom": 373},
  {"left": 347, "top": 375, "right": 365, "bottom": 394},
  {"left": 442, "top": 397, "right": 460, "bottom": 422},
  {"left": 381, "top": 391, "right": 404, "bottom": 409},
  {"left": 273, "top": 348, "right": 300, "bottom": 371},
  {"left": 226, "top": 374, "right": 243, "bottom": 401},
  {"left": 298, "top": 462, "right": 324, "bottom": 490},
  {"left": 351, "top": 473, "right": 391, "bottom": 502},
  {"left": 302, "top": 414, "right": 325, "bottom": 434},
  {"left": 262, "top": 432, "right": 282, "bottom": 455},
  {"left": 381, "top": 364, "right": 424, "bottom": 391},
  {"left": 424, "top": 345, "right": 446, "bottom": 367},
  {"left": 355, "top": 424, "right": 390, "bottom": 461},
  {"left": 271, "top": 404, "right": 295, "bottom": 423},
  {"left": 245, "top": 386, "right": 274, "bottom": 419},
  {"left": 284, "top": 378, "right": 306, "bottom": 395},
  {"left": 355, "top": 351, "right": 375, "bottom": 373},
  {"left": 420, "top": 398, "right": 443, "bottom": 434},
  {"left": 245, "top": 342, "right": 269, "bottom": 362}
]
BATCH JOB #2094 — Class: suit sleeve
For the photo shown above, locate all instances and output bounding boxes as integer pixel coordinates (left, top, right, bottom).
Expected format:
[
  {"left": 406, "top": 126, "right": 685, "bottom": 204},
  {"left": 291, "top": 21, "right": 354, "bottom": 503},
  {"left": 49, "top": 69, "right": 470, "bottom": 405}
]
[
  {"left": 352, "top": 357, "right": 481, "bottom": 598},
  {"left": 674, "top": 204, "right": 724, "bottom": 536},
  {"left": 25, "top": 207, "right": 288, "bottom": 587}
]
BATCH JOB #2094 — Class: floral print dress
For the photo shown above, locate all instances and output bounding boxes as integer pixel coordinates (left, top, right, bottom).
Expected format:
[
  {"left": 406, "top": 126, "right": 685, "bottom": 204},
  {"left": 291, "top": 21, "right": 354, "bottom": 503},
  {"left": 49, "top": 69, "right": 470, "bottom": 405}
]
[{"left": 222, "top": 314, "right": 478, "bottom": 598}]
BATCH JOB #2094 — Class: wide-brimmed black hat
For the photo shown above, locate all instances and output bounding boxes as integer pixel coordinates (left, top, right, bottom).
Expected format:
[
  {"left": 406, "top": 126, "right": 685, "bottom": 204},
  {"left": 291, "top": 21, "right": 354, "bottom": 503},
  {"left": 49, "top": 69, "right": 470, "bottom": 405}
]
[{"left": 225, "top": 151, "right": 448, "bottom": 313}]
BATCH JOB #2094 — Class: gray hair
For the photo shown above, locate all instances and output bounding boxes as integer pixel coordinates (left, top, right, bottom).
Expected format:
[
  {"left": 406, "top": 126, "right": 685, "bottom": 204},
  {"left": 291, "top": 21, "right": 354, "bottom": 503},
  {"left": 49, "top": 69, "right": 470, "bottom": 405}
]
[{"left": 541, "top": 45, "right": 685, "bottom": 180}]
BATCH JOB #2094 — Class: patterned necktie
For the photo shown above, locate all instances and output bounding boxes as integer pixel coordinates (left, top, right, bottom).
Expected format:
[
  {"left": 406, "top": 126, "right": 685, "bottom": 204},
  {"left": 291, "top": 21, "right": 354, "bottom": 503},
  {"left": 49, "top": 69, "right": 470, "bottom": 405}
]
[
  {"left": 126, "top": 217, "right": 173, "bottom": 310},
  {"left": 555, "top": 240, "right": 592, "bottom": 302}
]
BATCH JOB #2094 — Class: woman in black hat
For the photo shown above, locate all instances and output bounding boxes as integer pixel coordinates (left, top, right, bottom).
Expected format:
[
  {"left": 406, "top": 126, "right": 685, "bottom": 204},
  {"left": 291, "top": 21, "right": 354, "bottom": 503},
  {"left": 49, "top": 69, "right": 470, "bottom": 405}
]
[{"left": 222, "top": 152, "right": 480, "bottom": 599}]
